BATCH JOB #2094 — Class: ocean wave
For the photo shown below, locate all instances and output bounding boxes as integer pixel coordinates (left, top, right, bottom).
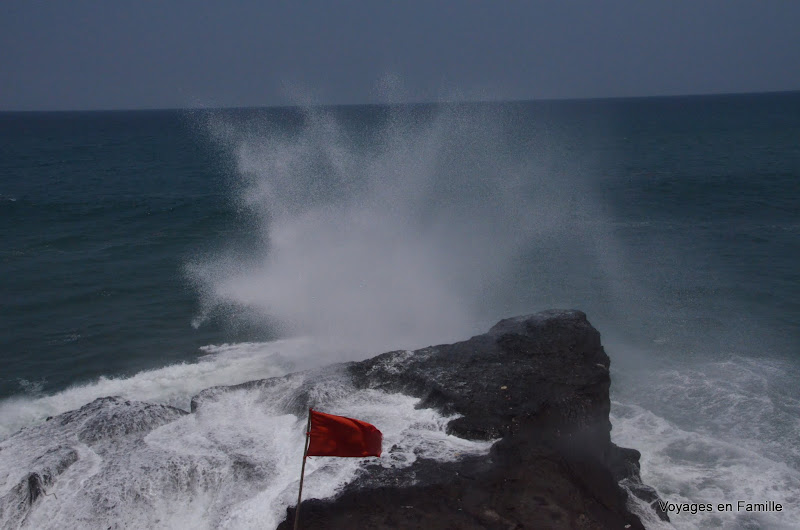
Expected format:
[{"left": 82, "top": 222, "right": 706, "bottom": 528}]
[
  {"left": 0, "top": 344, "right": 495, "bottom": 529},
  {"left": 612, "top": 399, "right": 800, "bottom": 529},
  {"left": 0, "top": 338, "right": 316, "bottom": 441}
]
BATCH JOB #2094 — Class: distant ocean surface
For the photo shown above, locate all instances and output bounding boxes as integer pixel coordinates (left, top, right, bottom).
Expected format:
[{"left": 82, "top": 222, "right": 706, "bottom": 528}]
[{"left": 1, "top": 93, "right": 799, "bottom": 528}]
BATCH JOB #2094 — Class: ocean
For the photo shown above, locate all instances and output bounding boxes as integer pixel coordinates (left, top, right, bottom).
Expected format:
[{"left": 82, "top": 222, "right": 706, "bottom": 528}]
[{"left": 1, "top": 92, "right": 798, "bottom": 528}]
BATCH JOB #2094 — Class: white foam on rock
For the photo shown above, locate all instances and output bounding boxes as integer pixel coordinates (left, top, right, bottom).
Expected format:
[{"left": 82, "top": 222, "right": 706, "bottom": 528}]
[
  {"left": 0, "top": 338, "right": 321, "bottom": 441},
  {"left": 0, "top": 356, "right": 495, "bottom": 529}
]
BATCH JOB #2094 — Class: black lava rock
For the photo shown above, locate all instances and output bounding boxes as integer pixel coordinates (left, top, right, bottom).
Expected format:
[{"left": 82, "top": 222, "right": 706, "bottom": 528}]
[{"left": 279, "top": 310, "right": 666, "bottom": 529}]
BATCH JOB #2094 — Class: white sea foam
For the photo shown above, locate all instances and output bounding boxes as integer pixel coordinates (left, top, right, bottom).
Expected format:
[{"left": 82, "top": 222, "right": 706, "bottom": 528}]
[
  {"left": 0, "top": 355, "right": 495, "bottom": 529},
  {"left": 611, "top": 354, "right": 800, "bottom": 530},
  {"left": 0, "top": 338, "right": 318, "bottom": 440}
]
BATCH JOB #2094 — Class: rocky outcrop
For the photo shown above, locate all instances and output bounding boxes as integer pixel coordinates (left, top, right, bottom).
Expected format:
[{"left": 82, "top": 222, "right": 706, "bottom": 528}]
[
  {"left": 278, "top": 309, "right": 666, "bottom": 529},
  {"left": 0, "top": 310, "right": 664, "bottom": 529},
  {"left": 0, "top": 445, "right": 78, "bottom": 527},
  {"left": 55, "top": 396, "right": 189, "bottom": 445},
  {"left": 0, "top": 397, "right": 188, "bottom": 529}
]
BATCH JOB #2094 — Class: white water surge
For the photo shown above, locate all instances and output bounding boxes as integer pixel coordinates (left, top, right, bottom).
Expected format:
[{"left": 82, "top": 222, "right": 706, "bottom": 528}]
[
  {"left": 0, "top": 339, "right": 309, "bottom": 441},
  {"left": 611, "top": 353, "right": 800, "bottom": 529},
  {"left": 0, "top": 346, "right": 495, "bottom": 529}
]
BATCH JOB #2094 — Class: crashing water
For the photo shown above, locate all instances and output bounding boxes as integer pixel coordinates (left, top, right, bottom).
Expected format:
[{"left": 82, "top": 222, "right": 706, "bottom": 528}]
[
  {"left": 2, "top": 94, "right": 799, "bottom": 528},
  {"left": 610, "top": 355, "right": 800, "bottom": 529},
  {"left": 0, "top": 351, "right": 494, "bottom": 529},
  {"left": 186, "top": 103, "right": 609, "bottom": 356}
]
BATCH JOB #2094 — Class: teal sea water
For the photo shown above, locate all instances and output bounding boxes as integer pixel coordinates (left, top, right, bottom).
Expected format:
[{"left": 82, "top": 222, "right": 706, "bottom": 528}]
[{"left": 1, "top": 93, "right": 799, "bottom": 528}]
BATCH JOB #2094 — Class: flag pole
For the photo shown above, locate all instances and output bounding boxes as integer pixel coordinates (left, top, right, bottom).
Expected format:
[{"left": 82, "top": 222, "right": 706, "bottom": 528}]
[{"left": 294, "top": 408, "right": 312, "bottom": 530}]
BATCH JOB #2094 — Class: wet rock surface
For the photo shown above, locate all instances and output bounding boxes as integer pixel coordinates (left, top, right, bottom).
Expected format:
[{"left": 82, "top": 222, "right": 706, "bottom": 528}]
[
  {"left": 279, "top": 309, "right": 665, "bottom": 529},
  {"left": 0, "top": 397, "right": 188, "bottom": 528}
]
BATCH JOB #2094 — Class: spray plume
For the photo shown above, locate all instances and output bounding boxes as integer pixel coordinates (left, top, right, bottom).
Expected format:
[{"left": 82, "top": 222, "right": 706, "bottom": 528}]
[{"left": 187, "top": 103, "right": 602, "bottom": 359}]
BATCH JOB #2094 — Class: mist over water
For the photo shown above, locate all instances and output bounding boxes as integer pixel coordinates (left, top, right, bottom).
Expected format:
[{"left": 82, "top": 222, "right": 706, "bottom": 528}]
[{"left": 187, "top": 104, "right": 613, "bottom": 357}]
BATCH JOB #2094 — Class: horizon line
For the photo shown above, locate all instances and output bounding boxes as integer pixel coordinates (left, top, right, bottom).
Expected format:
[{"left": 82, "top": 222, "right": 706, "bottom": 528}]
[{"left": 1, "top": 88, "right": 798, "bottom": 114}]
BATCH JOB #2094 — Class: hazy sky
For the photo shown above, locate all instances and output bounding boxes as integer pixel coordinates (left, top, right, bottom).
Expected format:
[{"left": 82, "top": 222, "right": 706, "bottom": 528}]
[{"left": 2, "top": 0, "right": 799, "bottom": 110}]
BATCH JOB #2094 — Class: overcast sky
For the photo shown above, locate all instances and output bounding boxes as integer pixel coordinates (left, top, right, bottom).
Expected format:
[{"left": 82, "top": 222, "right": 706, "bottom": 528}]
[{"left": 2, "top": 0, "right": 799, "bottom": 110}]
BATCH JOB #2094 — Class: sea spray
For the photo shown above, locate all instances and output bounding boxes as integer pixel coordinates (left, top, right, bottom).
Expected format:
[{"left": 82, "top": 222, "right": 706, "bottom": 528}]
[
  {"left": 187, "top": 103, "right": 611, "bottom": 359},
  {"left": 0, "top": 339, "right": 303, "bottom": 440},
  {"left": 0, "top": 365, "right": 494, "bottom": 529}
]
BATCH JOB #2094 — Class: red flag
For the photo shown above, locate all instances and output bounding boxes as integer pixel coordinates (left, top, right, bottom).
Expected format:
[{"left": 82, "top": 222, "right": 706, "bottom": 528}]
[{"left": 306, "top": 409, "right": 382, "bottom": 457}]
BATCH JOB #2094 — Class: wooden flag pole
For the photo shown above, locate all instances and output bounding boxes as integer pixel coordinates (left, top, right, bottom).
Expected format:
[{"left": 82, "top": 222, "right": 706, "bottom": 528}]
[{"left": 294, "top": 408, "right": 312, "bottom": 530}]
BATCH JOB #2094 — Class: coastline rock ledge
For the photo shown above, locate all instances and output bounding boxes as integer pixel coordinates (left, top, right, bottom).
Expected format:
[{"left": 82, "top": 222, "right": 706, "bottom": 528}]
[
  {"left": 0, "top": 310, "right": 666, "bottom": 529},
  {"left": 278, "top": 309, "right": 666, "bottom": 529}
]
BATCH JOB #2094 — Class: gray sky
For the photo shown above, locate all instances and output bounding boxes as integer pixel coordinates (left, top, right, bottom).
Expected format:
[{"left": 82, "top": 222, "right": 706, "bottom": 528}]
[{"left": 2, "top": 0, "right": 799, "bottom": 110}]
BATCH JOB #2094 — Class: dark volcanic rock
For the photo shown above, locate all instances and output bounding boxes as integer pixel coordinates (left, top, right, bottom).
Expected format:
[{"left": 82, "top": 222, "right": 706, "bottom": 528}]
[
  {"left": 0, "top": 396, "right": 189, "bottom": 528},
  {"left": 0, "top": 445, "right": 78, "bottom": 527},
  {"left": 58, "top": 396, "right": 189, "bottom": 445},
  {"left": 278, "top": 309, "right": 666, "bottom": 529}
]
